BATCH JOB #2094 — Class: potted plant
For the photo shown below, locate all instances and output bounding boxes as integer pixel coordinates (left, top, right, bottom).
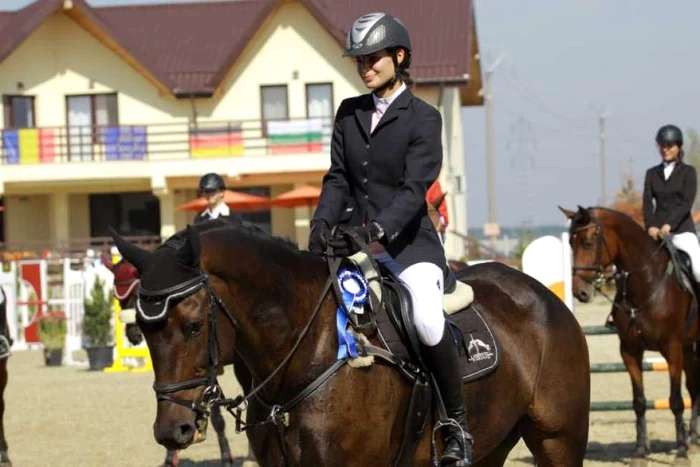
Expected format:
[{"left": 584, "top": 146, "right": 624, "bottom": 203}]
[
  {"left": 38, "top": 311, "right": 67, "bottom": 366},
  {"left": 83, "top": 276, "right": 115, "bottom": 371}
]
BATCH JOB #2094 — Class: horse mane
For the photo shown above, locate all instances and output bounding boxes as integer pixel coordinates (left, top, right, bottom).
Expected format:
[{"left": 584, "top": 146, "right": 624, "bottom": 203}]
[
  {"left": 594, "top": 207, "right": 646, "bottom": 232},
  {"left": 573, "top": 206, "right": 643, "bottom": 233},
  {"left": 159, "top": 220, "right": 321, "bottom": 276},
  {"left": 159, "top": 219, "right": 299, "bottom": 253}
]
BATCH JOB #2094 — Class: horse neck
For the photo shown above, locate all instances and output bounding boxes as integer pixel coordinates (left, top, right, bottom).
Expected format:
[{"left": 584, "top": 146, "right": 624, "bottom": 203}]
[
  {"left": 220, "top": 254, "right": 336, "bottom": 400},
  {"left": 604, "top": 215, "right": 667, "bottom": 289}
]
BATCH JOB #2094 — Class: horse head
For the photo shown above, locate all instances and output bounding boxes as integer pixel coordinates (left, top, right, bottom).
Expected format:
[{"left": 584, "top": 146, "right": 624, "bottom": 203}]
[
  {"left": 560, "top": 205, "right": 624, "bottom": 303},
  {"left": 109, "top": 225, "right": 234, "bottom": 450},
  {"left": 102, "top": 253, "right": 143, "bottom": 345}
]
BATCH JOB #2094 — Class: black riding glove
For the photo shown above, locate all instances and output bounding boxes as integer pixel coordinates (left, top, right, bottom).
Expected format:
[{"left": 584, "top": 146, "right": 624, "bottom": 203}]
[
  {"left": 308, "top": 219, "right": 331, "bottom": 256},
  {"left": 328, "top": 222, "right": 384, "bottom": 257}
]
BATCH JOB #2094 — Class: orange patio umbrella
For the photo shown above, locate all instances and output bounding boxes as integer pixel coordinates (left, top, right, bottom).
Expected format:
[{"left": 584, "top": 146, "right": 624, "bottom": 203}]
[
  {"left": 271, "top": 185, "right": 321, "bottom": 218},
  {"left": 272, "top": 185, "right": 321, "bottom": 208},
  {"left": 176, "top": 190, "right": 270, "bottom": 213}
]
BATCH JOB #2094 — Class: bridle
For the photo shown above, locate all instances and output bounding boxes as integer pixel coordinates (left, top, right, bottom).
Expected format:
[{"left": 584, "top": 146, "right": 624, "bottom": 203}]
[
  {"left": 138, "top": 265, "right": 343, "bottom": 458},
  {"left": 570, "top": 221, "right": 610, "bottom": 290},
  {"left": 137, "top": 272, "right": 237, "bottom": 420},
  {"left": 570, "top": 216, "right": 669, "bottom": 316}
]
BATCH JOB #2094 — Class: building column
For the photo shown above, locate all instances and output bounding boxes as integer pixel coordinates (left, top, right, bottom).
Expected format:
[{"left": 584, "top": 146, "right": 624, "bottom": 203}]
[
  {"left": 157, "top": 192, "right": 176, "bottom": 239},
  {"left": 152, "top": 174, "right": 175, "bottom": 239},
  {"left": 294, "top": 183, "right": 312, "bottom": 251},
  {"left": 49, "top": 192, "right": 70, "bottom": 248},
  {"left": 441, "top": 86, "right": 467, "bottom": 261}
]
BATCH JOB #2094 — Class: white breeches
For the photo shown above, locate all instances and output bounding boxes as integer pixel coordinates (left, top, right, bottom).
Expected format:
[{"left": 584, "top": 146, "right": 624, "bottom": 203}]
[
  {"left": 375, "top": 253, "right": 445, "bottom": 346},
  {"left": 670, "top": 232, "right": 700, "bottom": 282}
]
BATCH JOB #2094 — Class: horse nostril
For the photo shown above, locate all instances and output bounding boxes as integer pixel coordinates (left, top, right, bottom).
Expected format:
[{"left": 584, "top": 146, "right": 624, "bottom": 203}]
[
  {"left": 175, "top": 423, "right": 195, "bottom": 445},
  {"left": 579, "top": 290, "right": 589, "bottom": 301}
]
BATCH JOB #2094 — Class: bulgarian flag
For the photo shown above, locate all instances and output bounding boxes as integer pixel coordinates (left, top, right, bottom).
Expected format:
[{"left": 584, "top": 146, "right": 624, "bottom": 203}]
[{"left": 267, "top": 119, "right": 323, "bottom": 154}]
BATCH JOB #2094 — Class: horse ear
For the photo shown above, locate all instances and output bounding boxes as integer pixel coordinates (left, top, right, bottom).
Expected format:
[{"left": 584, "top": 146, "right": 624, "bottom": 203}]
[
  {"left": 176, "top": 225, "right": 201, "bottom": 268},
  {"left": 101, "top": 254, "right": 114, "bottom": 271},
  {"left": 576, "top": 205, "right": 591, "bottom": 224},
  {"left": 558, "top": 206, "right": 576, "bottom": 219},
  {"left": 108, "top": 227, "right": 152, "bottom": 272}
]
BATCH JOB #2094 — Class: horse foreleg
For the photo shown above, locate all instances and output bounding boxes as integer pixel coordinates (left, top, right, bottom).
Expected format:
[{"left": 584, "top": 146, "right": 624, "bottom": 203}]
[
  {"left": 621, "top": 343, "right": 649, "bottom": 458},
  {"left": 665, "top": 343, "right": 689, "bottom": 460},
  {"left": 683, "top": 345, "right": 700, "bottom": 446},
  {"left": 211, "top": 405, "right": 234, "bottom": 466}
]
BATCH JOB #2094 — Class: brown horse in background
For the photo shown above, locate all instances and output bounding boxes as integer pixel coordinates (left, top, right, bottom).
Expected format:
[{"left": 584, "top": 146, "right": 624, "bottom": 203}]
[
  {"left": 110, "top": 222, "right": 590, "bottom": 466},
  {"left": 562, "top": 206, "right": 699, "bottom": 464},
  {"left": 102, "top": 255, "right": 237, "bottom": 467},
  {"left": 0, "top": 287, "right": 10, "bottom": 466}
]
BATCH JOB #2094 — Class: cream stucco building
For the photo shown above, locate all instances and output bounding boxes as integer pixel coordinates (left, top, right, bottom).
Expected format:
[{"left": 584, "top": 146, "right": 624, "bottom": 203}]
[{"left": 0, "top": 0, "right": 483, "bottom": 259}]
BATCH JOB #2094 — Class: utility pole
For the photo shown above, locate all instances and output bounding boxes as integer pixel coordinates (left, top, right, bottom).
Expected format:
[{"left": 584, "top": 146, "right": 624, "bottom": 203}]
[
  {"left": 507, "top": 116, "right": 537, "bottom": 225},
  {"left": 592, "top": 104, "right": 609, "bottom": 205},
  {"left": 484, "top": 53, "right": 506, "bottom": 249}
]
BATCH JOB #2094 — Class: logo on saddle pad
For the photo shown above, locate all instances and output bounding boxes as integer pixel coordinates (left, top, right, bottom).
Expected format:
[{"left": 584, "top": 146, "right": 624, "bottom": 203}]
[{"left": 467, "top": 334, "right": 493, "bottom": 362}]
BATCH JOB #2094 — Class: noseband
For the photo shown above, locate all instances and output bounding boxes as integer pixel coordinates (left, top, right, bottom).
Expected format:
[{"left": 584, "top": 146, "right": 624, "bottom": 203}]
[{"left": 138, "top": 272, "right": 237, "bottom": 416}]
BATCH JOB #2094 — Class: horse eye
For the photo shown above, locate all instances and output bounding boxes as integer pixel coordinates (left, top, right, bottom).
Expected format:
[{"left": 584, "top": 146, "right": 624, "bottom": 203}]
[
  {"left": 582, "top": 239, "right": 595, "bottom": 249},
  {"left": 184, "top": 321, "right": 203, "bottom": 338}
]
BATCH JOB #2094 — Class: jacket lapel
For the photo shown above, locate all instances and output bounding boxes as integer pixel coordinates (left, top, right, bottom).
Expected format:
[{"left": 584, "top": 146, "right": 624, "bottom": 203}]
[
  {"left": 354, "top": 94, "right": 374, "bottom": 141},
  {"left": 656, "top": 163, "right": 666, "bottom": 183},
  {"left": 373, "top": 89, "right": 412, "bottom": 135},
  {"left": 667, "top": 161, "right": 682, "bottom": 182}
]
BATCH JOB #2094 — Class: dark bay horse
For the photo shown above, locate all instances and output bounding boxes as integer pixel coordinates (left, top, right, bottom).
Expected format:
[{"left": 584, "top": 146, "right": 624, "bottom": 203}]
[
  {"left": 0, "top": 287, "right": 10, "bottom": 466},
  {"left": 561, "top": 206, "right": 700, "bottom": 464},
  {"left": 101, "top": 255, "right": 236, "bottom": 467},
  {"left": 110, "top": 223, "right": 590, "bottom": 466}
]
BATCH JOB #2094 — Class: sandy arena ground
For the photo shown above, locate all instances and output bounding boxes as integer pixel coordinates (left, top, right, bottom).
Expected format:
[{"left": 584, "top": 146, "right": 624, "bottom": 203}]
[{"left": 1, "top": 296, "right": 695, "bottom": 466}]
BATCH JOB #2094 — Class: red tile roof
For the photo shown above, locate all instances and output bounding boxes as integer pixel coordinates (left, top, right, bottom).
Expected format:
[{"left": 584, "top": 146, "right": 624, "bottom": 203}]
[{"left": 0, "top": 0, "right": 479, "bottom": 99}]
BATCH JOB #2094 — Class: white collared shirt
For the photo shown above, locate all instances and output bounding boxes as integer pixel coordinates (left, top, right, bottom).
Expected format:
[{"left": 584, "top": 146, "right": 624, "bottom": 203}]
[
  {"left": 663, "top": 161, "right": 677, "bottom": 181},
  {"left": 371, "top": 82, "right": 407, "bottom": 131},
  {"left": 202, "top": 202, "right": 230, "bottom": 219}
]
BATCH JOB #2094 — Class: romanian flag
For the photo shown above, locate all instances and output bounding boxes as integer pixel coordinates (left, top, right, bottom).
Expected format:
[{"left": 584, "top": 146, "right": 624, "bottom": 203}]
[
  {"left": 267, "top": 119, "right": 323, "bottom": 154},
  {"left": 190, "top": 125, "right": 243, "bottom": 159},
  {"left": 2, "top": 129, "right": 56, "bottom": 164}
]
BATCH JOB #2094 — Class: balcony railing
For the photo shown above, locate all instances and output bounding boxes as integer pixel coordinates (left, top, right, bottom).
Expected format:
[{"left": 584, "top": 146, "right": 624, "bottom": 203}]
[
  {"left": 0, "top": 235, "right": 163, "bottom": 260},
  {"left": 0, "top": 117, "right": 333, "bottom": 164}
]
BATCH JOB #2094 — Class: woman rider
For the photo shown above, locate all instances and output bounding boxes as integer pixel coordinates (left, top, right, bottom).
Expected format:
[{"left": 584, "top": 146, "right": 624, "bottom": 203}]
[
  {"left": 643, "top": 125, "right": 700, "bottom": 281},
  {"left": 308, "top": 13, "right": 471, "bottom": 465}
]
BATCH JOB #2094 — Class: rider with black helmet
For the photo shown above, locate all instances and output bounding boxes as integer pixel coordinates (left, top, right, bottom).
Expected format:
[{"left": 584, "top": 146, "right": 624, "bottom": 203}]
[
  {"left": 194, "top": 173, "right": 240, "bottom": 225},
  {"left": 309, "top": 13, "right": 471, "bottom": 465},
  {"left": 643, "top": 125, "right": 700, "bottom": 282}
]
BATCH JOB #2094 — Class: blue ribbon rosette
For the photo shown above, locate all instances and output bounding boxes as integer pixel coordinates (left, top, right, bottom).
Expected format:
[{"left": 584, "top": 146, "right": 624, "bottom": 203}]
[{"left": 335, "top": 267, "right": 369, "bottom": 360}]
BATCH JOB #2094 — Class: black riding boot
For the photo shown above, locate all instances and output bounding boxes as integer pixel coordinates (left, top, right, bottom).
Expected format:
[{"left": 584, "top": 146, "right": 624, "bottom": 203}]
[{"left": 423, "top": 323, "right": 472, "bottom": 466}]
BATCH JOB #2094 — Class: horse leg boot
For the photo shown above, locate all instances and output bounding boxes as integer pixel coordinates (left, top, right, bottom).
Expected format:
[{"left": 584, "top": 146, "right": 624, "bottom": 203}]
[{"left": 423, "top": 323, "right": 473, "bottom": 466}]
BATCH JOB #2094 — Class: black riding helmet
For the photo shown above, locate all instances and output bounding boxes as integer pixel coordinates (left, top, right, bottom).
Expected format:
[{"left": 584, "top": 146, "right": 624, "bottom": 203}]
[
  {"left": 655, "top": 124, "right": 683, "bottom": 146},
  {"left": 343, "top": 13, "right": 411, "bottom": 58},
  {"left": 198, "top": 173, "right": 225, "bottom": 193}
]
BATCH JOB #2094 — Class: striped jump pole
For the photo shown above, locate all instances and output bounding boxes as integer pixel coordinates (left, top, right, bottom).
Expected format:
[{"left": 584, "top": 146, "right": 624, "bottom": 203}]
[
  {"left": 582, "top": 325, "right": 615, "bottom": 335},
  {"left": 591, "top": 398, "right": 691, "bottom": 412},
  {"left": 590, "top": 360, "right": 668, "bottom": 373}
]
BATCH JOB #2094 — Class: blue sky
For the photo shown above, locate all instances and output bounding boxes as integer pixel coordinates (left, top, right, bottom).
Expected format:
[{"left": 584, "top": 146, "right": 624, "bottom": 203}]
[{"left": 6, "top": 0, "right": 700, "bottom": 228}]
